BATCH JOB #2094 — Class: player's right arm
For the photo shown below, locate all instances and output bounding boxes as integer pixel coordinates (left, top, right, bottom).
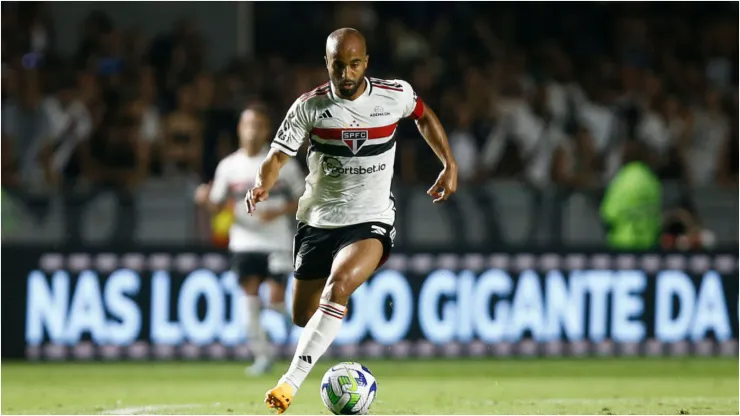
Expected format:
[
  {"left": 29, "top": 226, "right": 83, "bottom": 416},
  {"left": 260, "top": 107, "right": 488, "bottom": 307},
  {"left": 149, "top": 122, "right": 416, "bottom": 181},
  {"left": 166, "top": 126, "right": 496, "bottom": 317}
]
[{"left": 246, "top": 98, "right": 311, "bottom": 214}]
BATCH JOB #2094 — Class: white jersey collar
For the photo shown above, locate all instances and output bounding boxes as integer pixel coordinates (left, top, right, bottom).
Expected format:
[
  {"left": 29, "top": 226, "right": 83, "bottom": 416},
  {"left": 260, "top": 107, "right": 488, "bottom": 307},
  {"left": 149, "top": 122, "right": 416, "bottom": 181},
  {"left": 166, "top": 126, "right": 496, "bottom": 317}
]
[{"left": 330, "top": 77, "right": 372, "bottom": 102}]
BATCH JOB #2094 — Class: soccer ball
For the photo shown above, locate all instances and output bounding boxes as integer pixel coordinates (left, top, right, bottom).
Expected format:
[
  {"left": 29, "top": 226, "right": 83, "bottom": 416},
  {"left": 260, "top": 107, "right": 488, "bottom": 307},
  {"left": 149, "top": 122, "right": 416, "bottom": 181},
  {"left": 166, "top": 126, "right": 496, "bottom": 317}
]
[{"left": 320, "top": 362, "right": 377, "bottom": 415}]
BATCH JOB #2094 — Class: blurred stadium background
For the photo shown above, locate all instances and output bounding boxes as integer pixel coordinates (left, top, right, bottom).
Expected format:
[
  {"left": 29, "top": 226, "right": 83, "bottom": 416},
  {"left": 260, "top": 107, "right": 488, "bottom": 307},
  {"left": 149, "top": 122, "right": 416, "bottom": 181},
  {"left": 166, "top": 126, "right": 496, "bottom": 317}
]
[{"left": 1, "top": 1, "right": 738, "bottom": 415}]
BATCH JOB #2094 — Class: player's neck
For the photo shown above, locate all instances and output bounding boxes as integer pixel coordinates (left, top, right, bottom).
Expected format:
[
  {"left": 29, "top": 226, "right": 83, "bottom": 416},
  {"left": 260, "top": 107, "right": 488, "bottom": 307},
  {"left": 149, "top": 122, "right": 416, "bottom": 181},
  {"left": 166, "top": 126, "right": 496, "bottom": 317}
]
[
  {"left": 337, "top": 78, "right": 367, "bottom": 101},
  {"left": 241, "top": 146, "right": 261, "bottom": 157}
]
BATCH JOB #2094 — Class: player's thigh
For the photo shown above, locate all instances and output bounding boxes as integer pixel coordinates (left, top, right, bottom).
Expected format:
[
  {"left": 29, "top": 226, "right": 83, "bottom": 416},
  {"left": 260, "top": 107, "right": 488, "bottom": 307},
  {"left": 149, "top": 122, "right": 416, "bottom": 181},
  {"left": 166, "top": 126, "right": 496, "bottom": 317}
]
[
  {"left": 232, "top": 252, "right": 270, "bottom": 295},
  {"left": 323, "top": 238, "right": 385, "bottom": 303},
  {"left": 266, "top": 278, "right": 286, "bottom": 304},
  {"left": 291, "top": 277, "right": 327, "bottom": 327}
]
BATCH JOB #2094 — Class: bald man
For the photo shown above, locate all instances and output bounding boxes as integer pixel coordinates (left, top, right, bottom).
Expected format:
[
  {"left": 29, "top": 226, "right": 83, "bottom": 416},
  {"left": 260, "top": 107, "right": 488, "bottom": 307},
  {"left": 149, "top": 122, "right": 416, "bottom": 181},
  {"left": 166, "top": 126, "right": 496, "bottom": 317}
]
[{"left": 246, "top": 28, "right": 458, "bottom": 413}]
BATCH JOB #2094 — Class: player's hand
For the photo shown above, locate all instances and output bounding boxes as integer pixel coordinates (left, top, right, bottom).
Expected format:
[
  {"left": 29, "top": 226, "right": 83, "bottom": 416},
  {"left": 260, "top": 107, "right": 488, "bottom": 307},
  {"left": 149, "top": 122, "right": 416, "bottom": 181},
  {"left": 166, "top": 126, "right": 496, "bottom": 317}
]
[
  {"left": 256, "top": 209, "right": 283, "bottom": 223},
  {"left": 194, "top": 183, "right": 211, "bottom": 206},
  {"left": 245, "top": 186, "right": 269, "bottom": 215},
  {"left": 427, "top": 165, "right": 458, "bottom": 203}
]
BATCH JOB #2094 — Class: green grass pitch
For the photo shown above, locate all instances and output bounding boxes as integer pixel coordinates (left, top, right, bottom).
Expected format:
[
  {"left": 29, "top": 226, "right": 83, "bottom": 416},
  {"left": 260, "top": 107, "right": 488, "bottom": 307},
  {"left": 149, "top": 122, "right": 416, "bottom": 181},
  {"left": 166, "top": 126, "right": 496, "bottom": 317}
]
[{"left": 2, "top": 358, "right": 737, "bottom": 415}]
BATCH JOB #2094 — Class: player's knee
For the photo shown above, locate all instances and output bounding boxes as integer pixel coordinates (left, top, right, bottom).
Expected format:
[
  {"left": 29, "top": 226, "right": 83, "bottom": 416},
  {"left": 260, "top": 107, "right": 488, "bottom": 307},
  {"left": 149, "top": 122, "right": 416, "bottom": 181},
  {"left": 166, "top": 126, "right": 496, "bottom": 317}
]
[
  {"left": 240, "top": 276, "right": 262, "bottom": 295},
  {"left": 323, "top": 274, "right": 354, "bottom": 304}
]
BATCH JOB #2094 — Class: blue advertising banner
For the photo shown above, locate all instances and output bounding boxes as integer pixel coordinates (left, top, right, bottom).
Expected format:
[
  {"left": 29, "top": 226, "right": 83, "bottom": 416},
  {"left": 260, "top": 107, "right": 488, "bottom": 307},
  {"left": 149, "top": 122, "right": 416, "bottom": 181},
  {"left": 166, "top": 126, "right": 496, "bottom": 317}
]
[{"left": 2, "top": 247, "right": 737, "bottom": 360}]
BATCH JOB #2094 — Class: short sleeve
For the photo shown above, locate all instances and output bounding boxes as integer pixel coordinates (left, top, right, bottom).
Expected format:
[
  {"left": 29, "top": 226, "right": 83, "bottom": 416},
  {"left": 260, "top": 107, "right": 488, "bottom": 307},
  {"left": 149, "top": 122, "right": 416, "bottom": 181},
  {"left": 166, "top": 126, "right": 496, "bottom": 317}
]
[
  {"left": 396, "top": 80, "right": 425, "bottom": 120},
  {"left": 271, "top": 98, "right": 312, "bottom": 157},
  {"left": 279, "top": 158, "right": 306, "bottom": 199},
  {"left": 208, "top": 160, "right": 230, "bottom": 204}
]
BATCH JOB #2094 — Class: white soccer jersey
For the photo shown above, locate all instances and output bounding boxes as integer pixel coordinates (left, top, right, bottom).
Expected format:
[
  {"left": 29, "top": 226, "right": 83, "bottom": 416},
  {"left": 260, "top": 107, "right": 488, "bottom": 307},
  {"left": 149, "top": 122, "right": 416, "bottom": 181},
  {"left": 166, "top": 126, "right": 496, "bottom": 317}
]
[
  {"left": 210, "top": 147, "right": 305, "bottom": 252},
  {"left": 271, "top": 77, "right": 424, "bottom": 228}
]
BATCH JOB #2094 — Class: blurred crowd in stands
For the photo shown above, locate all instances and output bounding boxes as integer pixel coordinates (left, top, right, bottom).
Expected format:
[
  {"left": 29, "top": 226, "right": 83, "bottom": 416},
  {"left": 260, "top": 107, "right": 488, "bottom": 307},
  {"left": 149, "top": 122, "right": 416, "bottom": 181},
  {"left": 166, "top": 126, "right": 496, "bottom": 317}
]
[{"left": 1, "top": 2, "right": 737, "bottom": 247}]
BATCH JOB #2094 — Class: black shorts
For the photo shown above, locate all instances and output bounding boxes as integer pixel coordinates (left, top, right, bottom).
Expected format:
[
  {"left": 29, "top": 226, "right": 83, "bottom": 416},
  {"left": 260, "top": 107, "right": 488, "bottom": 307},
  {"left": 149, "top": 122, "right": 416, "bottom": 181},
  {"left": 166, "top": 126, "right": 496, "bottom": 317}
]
[
  {"left": 231, "top": 251, "right": 292, "bottom": 284},
  {"left": 293, "top": 221, "right": 395, "bottom": 280}
]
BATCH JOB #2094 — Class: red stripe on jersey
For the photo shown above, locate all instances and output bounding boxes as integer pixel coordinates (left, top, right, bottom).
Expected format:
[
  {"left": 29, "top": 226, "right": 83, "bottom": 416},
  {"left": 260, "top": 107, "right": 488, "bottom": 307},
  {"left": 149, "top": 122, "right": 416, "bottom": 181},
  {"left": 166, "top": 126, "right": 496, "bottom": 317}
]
[
  {"left": 301, "top": 89, "right": 330, "bottom": 102},
  {"left": 300, "top": 83, "right": 330, "bottom": 101},
  {"left": 307, "top": 82, "right": 329, "bottom": 93},
  {"left": 310, "top": 122, "right": 398, "bottom": 141},
  {"left": 371, "top": 84, "right": 403, "bottom": 92},
  {"left": 409, "top": 97, "right": 425, "bottom": 120}
]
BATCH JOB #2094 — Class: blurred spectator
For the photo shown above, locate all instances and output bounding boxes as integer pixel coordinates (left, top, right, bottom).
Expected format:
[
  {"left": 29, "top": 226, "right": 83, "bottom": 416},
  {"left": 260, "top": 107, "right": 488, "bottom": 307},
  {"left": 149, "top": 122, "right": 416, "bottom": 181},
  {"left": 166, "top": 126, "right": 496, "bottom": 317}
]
[
  {"left": 552, "top": 126, "right": 601, "bottom": 189},
  {"left": 636, "top": 95, "right": 689, "bottom": 180},
  {"left": 24, "top": 3, "right": 55, "bottom": 56},
  {"left": 201, "top": 76, "right": 238, "bottom": 183},
  {"left": 2, "top": 68, "right": 53, "bottom": 188},
  {"left": 76, "top": 10, "right": 113, "bottom": 67},
  {"left": 681, "top": 89, "right": 731, "bottom": 186},
  {"left": 62, "top": 108, "right": 142, "bottom": 244},
  {"left": 128, "top": 67, "right": 162, "bottom": 174},
  {"left": 448, "top": 105, "right": 479, "bottom": 184},
  {"left": 661, "top": 198, "right": 717, "bottom": 251},
  {"left": 163, "top": 83, "right": 203, "bottom": 175},
  {"left": 42, "top": 71, "right": 93, "bottom": 187},
  {"left": 387, "top": 19, "right": 429, "bottom": 65},
  {"left": 485, "top": 82, "right": 567, "bottom": 187},
  {"left": 577, "top": 77, "right": 621, "bottom": 182}
]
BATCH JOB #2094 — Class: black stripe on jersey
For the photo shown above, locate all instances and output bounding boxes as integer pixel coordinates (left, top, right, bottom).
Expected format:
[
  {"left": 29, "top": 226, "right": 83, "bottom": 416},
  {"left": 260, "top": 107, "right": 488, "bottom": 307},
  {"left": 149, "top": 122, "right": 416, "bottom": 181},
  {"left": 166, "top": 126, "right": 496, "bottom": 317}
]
[
  {"left": 309, "top": 138, "right": 396, "bottom": 158},
  {"left": 273, "top": 140, "right": 298, "bottom": 154}
]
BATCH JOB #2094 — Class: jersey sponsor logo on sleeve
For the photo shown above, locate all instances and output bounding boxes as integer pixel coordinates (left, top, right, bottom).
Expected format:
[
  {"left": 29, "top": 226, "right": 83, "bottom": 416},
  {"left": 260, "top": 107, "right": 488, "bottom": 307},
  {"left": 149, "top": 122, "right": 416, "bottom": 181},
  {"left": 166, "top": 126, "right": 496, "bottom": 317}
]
[{"left": 321, "top": 156, "right": 386, "bottom": 178}]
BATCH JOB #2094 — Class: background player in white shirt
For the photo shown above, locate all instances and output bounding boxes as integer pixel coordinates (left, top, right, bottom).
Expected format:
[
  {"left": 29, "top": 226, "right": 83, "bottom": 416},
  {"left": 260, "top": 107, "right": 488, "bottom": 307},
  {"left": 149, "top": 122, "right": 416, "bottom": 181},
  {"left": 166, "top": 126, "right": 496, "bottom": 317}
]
[
  {"left": 245, "top": 28, "right": 458, "bottom": 413},
  {"left": 194, "top": 104, "right": 305, "bottom": 376}
]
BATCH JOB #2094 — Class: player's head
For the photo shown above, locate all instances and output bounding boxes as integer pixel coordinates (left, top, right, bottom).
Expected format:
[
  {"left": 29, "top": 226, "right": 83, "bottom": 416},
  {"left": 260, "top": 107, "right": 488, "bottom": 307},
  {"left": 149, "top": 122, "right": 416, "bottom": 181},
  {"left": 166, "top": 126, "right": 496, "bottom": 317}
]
[
  {"left": 325, "top": 28, "right": 368, "bottom": 98},
  {"left": 238, "top": 103, "right": 272, "bottom": 152}
]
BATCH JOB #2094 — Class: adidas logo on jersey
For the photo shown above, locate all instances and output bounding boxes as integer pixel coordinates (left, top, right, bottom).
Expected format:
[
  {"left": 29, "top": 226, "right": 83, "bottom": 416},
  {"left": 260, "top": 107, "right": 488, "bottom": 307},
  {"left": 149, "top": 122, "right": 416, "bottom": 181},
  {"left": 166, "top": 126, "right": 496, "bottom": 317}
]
[{"left": 318, "top": 110, "right": 333, "bottom": 119}]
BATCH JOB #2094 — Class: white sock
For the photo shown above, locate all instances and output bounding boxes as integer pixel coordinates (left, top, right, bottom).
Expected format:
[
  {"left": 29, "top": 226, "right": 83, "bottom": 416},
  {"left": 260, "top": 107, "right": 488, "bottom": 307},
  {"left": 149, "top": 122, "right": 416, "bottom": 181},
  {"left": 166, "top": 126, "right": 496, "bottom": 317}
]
[
  {"left": 280, "top": 299, "right": 345, "bottom": 395},
  {"left": 244, "top": 295, "right": 270, "bottom": 359}
]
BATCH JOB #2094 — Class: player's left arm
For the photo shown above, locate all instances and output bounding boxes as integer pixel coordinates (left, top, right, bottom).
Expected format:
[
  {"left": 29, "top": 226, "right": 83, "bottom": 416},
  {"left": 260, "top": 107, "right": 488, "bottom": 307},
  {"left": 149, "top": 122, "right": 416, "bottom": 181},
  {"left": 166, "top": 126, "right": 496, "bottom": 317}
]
[
  {"left": 399, "top": 81, "right": 458, "bottom": 203},
  {"left": 258, "top": 159, "right": 305, "bottom": 222},
  {"left": 247, "top": 97, "right": 311, "bottom": 214}
]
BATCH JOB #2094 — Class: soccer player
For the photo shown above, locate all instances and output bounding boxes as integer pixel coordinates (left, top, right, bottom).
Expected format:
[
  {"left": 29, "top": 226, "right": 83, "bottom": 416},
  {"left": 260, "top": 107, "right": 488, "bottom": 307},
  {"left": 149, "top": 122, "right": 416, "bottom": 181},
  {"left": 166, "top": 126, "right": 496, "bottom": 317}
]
[
  {"left": 194, "top": 103, "right": 305, "bottom": 375},
  {"left": 245, "top": 28, "right": 458, "bottom": 413}
]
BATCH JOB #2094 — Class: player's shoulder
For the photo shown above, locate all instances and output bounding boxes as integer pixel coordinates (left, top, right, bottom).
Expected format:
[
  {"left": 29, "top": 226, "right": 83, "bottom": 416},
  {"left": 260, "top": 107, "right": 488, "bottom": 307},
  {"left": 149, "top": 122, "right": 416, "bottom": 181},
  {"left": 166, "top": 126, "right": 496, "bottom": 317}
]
[
  {"left": 369, "top": 77, "right": 413, "bottom": 95},
  {"left": 297, "top": 82, "right": 332, "bottom": 106}
]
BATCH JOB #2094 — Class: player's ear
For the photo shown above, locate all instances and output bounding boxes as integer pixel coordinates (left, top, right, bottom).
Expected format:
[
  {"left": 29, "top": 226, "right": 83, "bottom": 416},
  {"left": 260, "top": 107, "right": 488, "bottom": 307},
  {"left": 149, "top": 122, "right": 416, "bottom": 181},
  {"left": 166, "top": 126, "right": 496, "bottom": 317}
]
[
  {"left": 324, "top": 56, "right": 329, "bottom": 69},
  {"left": 364, "top": 55, "right": 369, "bottom": 69}
]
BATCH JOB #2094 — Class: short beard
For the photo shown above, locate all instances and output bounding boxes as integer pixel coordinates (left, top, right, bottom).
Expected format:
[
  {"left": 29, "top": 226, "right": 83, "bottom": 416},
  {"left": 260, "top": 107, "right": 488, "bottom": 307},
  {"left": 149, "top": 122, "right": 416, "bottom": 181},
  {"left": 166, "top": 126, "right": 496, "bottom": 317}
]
[{"left": 336, "top": 78, "right": 363, "bottom": 98}]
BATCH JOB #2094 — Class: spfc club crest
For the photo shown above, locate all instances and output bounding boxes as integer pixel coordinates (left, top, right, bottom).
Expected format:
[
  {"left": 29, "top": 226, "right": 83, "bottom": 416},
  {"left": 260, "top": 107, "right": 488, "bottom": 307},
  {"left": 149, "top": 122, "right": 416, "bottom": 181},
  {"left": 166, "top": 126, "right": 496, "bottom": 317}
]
[{"left": 342, "top": 130, "right": 368, "bottom": 154}]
